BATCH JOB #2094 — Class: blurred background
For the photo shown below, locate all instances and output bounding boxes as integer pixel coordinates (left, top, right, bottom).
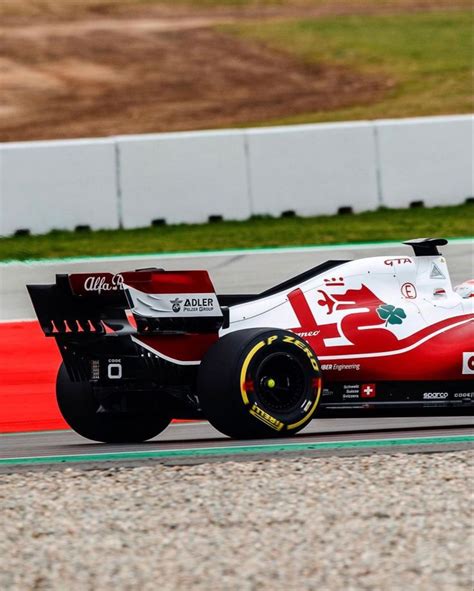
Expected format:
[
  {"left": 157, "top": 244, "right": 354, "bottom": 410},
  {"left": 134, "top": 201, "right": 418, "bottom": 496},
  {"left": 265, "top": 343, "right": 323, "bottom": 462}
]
[{"left": 0, "top": 0, "right": 471, "bottom": 142}]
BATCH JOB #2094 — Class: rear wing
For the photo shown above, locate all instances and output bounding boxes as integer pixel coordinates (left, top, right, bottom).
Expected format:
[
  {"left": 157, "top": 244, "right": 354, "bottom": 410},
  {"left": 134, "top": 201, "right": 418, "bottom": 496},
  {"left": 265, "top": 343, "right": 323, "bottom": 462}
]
[{"left": 27, "top": 269, "right": 224, "bottom": 337}]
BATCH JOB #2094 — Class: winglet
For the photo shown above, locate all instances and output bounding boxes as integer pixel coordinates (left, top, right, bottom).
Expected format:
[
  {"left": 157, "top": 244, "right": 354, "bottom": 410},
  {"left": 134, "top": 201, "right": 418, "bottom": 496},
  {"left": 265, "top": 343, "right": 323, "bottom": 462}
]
[{"left": 403, "top": 238, "right": 448, "bottom": 256}]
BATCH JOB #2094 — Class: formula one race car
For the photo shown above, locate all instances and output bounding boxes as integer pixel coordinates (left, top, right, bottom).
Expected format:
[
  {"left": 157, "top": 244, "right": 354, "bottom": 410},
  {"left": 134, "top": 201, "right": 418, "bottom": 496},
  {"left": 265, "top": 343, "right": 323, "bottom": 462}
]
[{"left": 27, "top": 238, "right": 474, "bottom": 443}]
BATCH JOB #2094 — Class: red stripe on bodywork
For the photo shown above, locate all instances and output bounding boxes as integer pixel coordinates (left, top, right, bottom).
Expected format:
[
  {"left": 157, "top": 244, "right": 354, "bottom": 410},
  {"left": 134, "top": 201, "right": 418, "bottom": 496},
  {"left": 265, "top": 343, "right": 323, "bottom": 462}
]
[{"left": 288, "top": 288, "right": 340, "bottom": 342}]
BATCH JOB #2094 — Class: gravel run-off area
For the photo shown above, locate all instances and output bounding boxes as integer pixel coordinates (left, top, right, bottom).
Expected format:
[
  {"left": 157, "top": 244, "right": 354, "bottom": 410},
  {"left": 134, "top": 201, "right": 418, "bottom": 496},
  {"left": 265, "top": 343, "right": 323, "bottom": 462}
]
[{"left": 1, "top": 450, "right": 473, "bottom": 591}]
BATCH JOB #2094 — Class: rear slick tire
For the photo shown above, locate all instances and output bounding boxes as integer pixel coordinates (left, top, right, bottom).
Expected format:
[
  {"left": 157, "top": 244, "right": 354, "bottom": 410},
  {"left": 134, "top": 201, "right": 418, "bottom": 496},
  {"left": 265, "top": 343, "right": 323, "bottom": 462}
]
[
  {"left": 197, "top": 328, "right": 322, "bottom": 439},
  {"left": 56, "top": 363, "right": 171, "bottom": 443}
]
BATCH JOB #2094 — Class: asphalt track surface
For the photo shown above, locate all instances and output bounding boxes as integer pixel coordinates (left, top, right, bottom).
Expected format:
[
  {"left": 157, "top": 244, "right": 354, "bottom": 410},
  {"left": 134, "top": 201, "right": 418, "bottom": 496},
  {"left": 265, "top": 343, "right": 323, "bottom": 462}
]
[{"left": 1, "top": 240, "right": 472, "bottom": 465}]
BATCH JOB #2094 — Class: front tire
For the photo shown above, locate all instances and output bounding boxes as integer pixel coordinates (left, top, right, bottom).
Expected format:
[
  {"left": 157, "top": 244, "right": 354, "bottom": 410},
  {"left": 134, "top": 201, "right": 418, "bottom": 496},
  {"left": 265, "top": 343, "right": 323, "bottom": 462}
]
[
  {"left": 197, "top": 328, "right": 322, "bottom": 439},
  {"left": 56, "top": 363, "right": 171, "bottom": 443}
]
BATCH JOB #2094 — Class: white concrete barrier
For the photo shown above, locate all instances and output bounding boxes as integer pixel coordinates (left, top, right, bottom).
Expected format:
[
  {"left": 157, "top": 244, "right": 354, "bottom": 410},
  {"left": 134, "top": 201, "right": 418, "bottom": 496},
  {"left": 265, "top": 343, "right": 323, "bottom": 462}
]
[
  {"left": 245, "top": 122, "right": 380, "bottom": 217},
  {"left": 0, "top": 139, "right": 119, "bottom": 236},
  {"left": 117, "top": 130, "right": 250, "bottom": 228},
  {"left": 0, "top": 115, "right": 472, "bottom": 237},
  {"left": 375, "top": 115, "right": 473, "bottom": 208}
]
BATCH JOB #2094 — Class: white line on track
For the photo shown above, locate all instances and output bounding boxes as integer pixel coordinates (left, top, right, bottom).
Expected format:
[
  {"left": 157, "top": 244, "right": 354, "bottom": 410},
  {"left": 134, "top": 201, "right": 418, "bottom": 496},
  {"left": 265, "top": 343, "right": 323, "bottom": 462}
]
[{"left": 1, "top": 433, "right": 467, "bottom": 462}]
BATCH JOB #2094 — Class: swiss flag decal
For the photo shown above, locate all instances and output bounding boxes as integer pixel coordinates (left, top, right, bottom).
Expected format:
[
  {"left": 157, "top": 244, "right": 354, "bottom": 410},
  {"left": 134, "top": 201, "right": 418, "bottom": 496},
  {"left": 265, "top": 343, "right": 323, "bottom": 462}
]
[{"left": 361, "top": 384, "right": 376, "bottom": 398}]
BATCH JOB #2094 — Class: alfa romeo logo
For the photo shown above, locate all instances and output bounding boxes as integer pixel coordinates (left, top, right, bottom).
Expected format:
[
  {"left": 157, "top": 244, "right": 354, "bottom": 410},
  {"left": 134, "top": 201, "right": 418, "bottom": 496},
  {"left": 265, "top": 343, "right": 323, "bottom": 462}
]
[{"left": 84, "top": 274, "right": 124, "bottom": 295}]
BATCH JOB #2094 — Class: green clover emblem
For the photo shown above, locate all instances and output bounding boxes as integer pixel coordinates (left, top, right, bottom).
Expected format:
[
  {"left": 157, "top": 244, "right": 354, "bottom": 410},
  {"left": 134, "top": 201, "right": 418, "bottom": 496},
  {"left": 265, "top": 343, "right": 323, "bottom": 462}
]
[{"left": 376, "top": 304, "right": 407, "bottom": 326}]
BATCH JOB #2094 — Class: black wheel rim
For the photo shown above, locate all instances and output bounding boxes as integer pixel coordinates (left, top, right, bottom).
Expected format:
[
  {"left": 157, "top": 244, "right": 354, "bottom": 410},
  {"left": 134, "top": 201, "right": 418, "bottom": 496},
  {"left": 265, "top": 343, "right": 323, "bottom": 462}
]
[{"left": 253, "top": 352, "right": 307, "bottom": 413}]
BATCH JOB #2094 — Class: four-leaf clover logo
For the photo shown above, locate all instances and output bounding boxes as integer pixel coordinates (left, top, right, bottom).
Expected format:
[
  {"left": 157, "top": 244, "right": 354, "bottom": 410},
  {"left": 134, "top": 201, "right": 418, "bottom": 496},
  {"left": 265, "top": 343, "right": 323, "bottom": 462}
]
[{"left": 376, "top": 304, "right": 407, "bottom": 326}]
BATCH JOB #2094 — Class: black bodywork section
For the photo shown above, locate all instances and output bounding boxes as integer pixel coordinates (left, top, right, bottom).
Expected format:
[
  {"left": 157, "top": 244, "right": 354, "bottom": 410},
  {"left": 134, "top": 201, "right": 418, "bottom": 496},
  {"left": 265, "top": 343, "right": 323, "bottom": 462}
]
[
  {"left": 403, "top": 237, "right": 448, "bottom": 257},
  {"left": 27, "top": 276, "right": 202, "bottom": 418},
  {"left": 319, "top": 381, "right": 473, "bottom": 415},
  {"left": 28, "top": 274, "right": 132, "bottom": 338}
]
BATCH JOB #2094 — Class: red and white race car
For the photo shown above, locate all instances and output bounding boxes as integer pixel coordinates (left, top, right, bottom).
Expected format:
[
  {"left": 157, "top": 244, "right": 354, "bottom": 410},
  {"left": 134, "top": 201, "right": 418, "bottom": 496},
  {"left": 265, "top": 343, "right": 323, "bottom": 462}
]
[{"left": 28, "top": 238, "right": 473, "bottom": 442}]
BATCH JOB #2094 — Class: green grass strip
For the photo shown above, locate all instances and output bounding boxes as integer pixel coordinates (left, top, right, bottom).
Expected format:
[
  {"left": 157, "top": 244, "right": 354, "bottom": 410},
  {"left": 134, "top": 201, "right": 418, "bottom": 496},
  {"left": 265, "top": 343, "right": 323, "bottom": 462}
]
[
  {"left": 1, "top": 435, "right": 472, "bottom": 466},
  {"left": 1, "top": 235, "right": 471, "bottom": 266},
  {"left": 225, "top": 10, "right": 473, "bottom": 125},
  {"left": 2, "top": 204, "right": 472, "bottom": 262}
]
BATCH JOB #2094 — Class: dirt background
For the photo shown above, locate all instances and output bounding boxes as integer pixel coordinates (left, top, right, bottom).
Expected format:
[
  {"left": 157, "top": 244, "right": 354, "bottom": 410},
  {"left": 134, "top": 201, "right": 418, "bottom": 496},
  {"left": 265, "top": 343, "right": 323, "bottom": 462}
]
[{"left": 0, "top": 0, "right": 469, "bottom": 141}]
